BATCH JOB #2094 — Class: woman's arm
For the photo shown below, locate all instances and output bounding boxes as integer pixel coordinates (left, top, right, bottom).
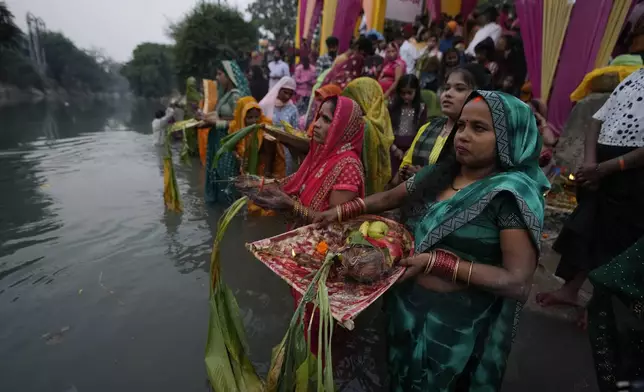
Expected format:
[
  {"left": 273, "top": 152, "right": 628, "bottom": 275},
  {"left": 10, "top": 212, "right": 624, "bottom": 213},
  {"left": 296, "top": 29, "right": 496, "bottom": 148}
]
[
  {"left": 598, "top": 146, "right": 644, "bottom": 176},
  {"left": 583, "top": 119, "right": 601, "bottom": 165},
  {"left": 456, "top": 229, "right": 537, "bottom": 301},
  {"left": 384, "top": 65, "right": 404, "bottom": 97},
  {"left": 402, "top": 229, "right": 537, "bottom": 302},
  {"left": 328, "top": 190, "right": 358, "bottom": 207}
]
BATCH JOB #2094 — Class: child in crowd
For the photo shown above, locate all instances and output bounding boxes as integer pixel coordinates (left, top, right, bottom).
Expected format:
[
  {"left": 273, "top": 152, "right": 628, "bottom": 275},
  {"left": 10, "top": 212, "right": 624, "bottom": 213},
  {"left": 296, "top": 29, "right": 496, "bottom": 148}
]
[{"left": 388, "top": 74, "right": 427, "bottom": 172}]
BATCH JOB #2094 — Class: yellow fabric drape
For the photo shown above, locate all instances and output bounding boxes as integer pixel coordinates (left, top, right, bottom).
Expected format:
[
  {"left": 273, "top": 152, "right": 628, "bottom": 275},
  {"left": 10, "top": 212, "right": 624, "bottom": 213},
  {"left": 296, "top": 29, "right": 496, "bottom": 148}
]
[
  {"left": 441, "top": 0, "right": 461, "bottom": 17},
  {"left": 570, "top": 65, "right": 643, "bottom": 102},
  {"left": 541, "top": 0, "right": 573, "bottom": 102},
  {"left": 295, "top": 0, "right": 302, "bottom": 61},
  {"left": 342, "top": 78, "right": 395, "bottom": 195},
  {"left": 320, "top": 0, "right": 338, "bottom": 56},
  {"left": 595, "top": 0, "right": 632, "bottom": 68},
  {"left": 364, "top": 0, "right": 386, "bottom": 32}
]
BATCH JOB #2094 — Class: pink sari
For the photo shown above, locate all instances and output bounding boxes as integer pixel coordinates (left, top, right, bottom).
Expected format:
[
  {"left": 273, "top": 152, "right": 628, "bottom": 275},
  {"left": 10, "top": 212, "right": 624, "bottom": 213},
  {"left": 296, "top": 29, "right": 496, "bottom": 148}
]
[{"left": 378, "top": 57, "right": 406, "bottom": 93}]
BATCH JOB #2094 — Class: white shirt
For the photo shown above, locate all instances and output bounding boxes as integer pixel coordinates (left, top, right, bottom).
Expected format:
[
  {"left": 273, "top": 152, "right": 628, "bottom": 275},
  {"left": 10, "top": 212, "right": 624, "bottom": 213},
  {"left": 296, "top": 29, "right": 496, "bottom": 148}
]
[
  {"left": 152, "top": 107, "right": 174, "bottom": 146},
  {"left": 400, "top": 40, "right": 423, "bottom": 74},
  {"left": 465, "top": 23, "right": 503, "bottom": 56},
  {"left": 594, "top": 69, "right": 644, "bottom": 148},
  {"left": 268, "top": 60, "right": 290, "bottom": 90}
]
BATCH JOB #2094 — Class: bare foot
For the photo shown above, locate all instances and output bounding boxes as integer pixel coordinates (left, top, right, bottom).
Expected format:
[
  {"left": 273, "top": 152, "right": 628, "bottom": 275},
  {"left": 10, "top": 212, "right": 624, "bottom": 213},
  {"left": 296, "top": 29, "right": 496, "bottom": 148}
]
[{"left": 535, "top": 288, "right": 580, "bottom": 308}]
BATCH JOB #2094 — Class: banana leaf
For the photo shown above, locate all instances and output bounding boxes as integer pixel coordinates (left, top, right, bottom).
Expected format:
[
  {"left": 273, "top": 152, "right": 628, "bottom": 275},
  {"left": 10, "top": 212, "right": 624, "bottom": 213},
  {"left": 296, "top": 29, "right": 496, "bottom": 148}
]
[
  {"left": 163, "top": 131, "right": 182, "bottom": 212},
  {"left": 212, "top": 124, "right": 261, "bottom": 170},
  {"left": 169, "top": 119, "right": 201, "bottom": 133},
  {"left": 205, "top": 197, "right": 264, "bottom": 392}
]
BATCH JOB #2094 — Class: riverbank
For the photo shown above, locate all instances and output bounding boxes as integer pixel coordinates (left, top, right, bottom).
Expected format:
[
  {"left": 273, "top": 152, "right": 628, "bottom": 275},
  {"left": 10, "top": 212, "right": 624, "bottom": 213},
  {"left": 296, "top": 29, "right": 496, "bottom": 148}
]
[{"left": 0, "top": 82, "right": 141, "bottom": 108}]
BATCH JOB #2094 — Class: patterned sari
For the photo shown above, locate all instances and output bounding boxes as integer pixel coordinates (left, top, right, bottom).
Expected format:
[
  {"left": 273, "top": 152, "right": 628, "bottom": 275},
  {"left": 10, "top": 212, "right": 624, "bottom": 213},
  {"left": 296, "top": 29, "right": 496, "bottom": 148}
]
[
  {"left": 588, "top": 236, "right": 644, "bottom": 391},
  {"left": 341, "top": 78, "right": 395, "bottom": 194},
  {"left": 388, "top": 91, "right": 550, "bottom": 391},
  {"left": 205, "top": 60, "right": 251, "bottom": 204}
]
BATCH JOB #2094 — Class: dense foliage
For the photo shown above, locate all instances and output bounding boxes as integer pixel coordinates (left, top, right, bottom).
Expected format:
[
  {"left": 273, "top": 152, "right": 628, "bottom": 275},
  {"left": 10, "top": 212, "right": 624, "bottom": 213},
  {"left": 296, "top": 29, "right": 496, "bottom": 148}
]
[
  {"left": 121, "top": 43, "right": 175, "bottom": 98},
  {"left": 169, "top": 2, "right": 258, "bottom": 89},
  {"left": 0, "top": 1, "right": 21, "bottom": 49},
  {"left": 247, "top": 0, "right": 297, "bottom": 42}
]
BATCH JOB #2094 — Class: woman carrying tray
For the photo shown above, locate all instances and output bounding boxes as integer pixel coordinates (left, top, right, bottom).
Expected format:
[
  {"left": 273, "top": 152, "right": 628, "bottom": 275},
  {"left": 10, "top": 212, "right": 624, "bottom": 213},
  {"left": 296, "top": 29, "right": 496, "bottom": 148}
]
[{"left": 252, "top": 91, "right": 549, "bottom": 391}]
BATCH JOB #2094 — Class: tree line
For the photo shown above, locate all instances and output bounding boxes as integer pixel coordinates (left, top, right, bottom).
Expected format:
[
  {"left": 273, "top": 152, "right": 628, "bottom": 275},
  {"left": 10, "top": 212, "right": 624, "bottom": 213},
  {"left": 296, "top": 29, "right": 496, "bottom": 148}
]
[
  {"left": 0, "top": 1, "right": 126, "bottom": 94},
  {"left": 121, "top": 0, "right": 297, "bottom": 98}
]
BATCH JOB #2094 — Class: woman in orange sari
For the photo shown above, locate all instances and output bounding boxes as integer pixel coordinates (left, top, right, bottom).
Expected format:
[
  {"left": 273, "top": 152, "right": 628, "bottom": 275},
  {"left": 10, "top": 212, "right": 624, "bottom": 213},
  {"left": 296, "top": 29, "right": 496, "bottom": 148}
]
[
  {"left": 302, "top": 84, "right": 343, "bottom": 136},
  {"left": 228, "top": 96, "right": 286, "bottom": 215}
]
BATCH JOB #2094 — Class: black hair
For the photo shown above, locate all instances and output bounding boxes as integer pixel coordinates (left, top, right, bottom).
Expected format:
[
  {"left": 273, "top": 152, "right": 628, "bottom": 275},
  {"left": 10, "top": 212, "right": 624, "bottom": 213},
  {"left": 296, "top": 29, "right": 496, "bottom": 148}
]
[
  {"left": 444, "top": 63, "right": 493, "bottom": 90},
  {"left": 274, "top": 47, "right": 284, "bottom": 57},
  {"left": 482, "top": 6, "right": 499, "bottom": 22},
  {"left": 474, "top": 37, "right": 496, "bottom": 61},
  {"left": 326, "top": 36, "right": 339, "bottom": 48},
  {"left": 389, "top": 74, "right": 423, "bottom": 134},
  {"left": 155, "top": 110, "right": 165, "bottom": 119},
  {"left": 356, "top": 36, "right": 374, "bottom": 56},
  {"left": 322, "top": 96, "right": 338, "bottom": 115}
]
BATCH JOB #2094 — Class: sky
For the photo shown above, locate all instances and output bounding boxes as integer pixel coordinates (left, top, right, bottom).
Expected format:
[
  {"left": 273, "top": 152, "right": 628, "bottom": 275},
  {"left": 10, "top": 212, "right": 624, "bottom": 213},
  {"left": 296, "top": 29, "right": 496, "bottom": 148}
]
[{"left": 7, "top": 0, "right": 254, "bottom": 62}]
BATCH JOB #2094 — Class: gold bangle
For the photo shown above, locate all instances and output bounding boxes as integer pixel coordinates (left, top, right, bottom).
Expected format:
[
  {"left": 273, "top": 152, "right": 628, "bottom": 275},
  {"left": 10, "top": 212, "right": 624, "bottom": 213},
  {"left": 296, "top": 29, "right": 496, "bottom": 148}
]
[
  {"left": 452, "top": 258, "right": 460, "bottom": 283},
  {"left": 467, "top": 262, "right": 474, "bottom": 286},
  {"left": 424, "top": 253, "right": 433, "bottom": 274},
  {"left": 293, "top": 201, "right": 300, "bottom": 216},
  {"left": 357, "top": 197, "right": 367, "bottom": 214},
  {"left": 336, "top": 205, "right": 342, "bottom": 223}
]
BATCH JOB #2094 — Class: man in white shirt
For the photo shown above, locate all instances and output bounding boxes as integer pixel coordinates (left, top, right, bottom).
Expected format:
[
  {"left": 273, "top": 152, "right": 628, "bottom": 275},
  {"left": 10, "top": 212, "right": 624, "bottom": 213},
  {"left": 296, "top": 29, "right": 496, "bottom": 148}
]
[
  {"left": 399, "top": 24, "right": 422, "bottom": 74},
  {"left": 152, "top": 107, "right": 174, "bottom": 146},
  {"left": 466, "top": 7, "right": 503, "bottom": 57},
  {"left": 268, "top": 48, "right": 290, "bottom": 90}
]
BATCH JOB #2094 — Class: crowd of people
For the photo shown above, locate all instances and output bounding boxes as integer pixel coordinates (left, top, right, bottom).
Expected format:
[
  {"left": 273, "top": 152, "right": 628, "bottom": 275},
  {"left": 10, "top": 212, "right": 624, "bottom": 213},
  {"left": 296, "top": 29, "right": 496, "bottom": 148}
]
[{"left": 156, "top": 5, "right": 644, "bottom": 391}]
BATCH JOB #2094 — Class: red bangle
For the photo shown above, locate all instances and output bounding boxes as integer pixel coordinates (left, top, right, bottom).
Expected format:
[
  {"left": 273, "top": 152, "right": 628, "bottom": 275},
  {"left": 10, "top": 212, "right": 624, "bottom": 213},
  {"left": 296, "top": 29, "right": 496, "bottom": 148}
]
[
  {"left": 431, "top": 250, "right": 458, "bottom": 279},
  {"left": 619, "top": 157, "right": 625, "bottom": 171}
]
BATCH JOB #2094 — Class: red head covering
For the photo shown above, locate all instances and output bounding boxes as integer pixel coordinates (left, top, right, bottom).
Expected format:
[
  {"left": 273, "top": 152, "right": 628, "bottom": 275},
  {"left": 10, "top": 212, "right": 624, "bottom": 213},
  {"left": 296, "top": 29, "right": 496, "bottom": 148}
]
[{"left": 283, "top": 96, "right": 365, "bottom": 211}]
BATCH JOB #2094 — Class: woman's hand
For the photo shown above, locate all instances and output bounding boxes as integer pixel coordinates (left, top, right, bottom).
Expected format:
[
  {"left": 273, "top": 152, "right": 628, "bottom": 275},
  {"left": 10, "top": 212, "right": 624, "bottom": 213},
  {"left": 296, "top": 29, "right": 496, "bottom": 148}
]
[
  {"left": 203, "top": 111, "right": 219, "bottom": 125},
  {"left": 312, "top": 208, "right": 339, "bottom": 224},
  {"left": 575, "top": 163, "right": 606, "bottom": 188},
  {"left": 251, "top": 186, "right": 294, "bottom": 211},
  {"left": 399, "top": 165, "right": 421, "bottom": 181},
  {"left": 398, "top": 252, "right": 465, "bottom": 292}
]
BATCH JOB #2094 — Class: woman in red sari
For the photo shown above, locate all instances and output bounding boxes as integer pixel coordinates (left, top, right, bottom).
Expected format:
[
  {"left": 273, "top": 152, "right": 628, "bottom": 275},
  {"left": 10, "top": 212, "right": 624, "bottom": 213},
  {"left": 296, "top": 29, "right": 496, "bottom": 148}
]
[
  {"left": 252, "top": 95, "right": 365, "bottom": 353},
  {"left": 321, "top": 37, "right": 373, "bottom": 90},
  {"left": 256, "top": 95, "right": 365, "bottom": 215}
]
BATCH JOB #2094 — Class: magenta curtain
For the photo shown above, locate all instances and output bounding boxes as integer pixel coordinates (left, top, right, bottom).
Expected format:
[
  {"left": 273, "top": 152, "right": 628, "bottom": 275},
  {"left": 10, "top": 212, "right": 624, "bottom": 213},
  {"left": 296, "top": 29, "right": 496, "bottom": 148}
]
[
  {"left": 332, "top": 0, "right": 363, "bottom": 53},
  {"left": 427, "top": 0, "right": 441, "bottom": 21},
  {"left": 308, "top": 0, "right": 323, "bottom": 40},
  {"left": 299, "top": 0, "right": 308, "bottom": 42},
  {"left": 460, "top": 0, "right": 478, "bottom": 19},
  {"left": 547, "top": 0, "right": 612, "bottom": 131},
  {"left": 515, "top": 0, "right": 543, "bottom": 99}
]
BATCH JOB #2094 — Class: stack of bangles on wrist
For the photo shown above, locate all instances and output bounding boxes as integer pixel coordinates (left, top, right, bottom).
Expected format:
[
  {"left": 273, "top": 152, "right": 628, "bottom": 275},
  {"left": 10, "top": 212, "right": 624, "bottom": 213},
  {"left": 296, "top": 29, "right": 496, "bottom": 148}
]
[
  {"left": 424, "top": 249, "right": 474, "bottom": 286},
  {"left": 336, "top": 198, "right": 366, "bottom": 223},
  {"left": 293, "top": 200, "right": 311, "bottom": 221}
]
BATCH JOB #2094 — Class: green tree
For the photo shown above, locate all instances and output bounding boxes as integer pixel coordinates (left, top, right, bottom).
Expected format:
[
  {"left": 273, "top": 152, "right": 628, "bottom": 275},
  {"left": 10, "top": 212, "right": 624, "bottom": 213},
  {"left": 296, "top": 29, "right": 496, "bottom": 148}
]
[
  {"left": 246, "top": 0, "right": 297, "bottom": 42},
  {"left": 121, "top": 43, "right": 175, "bottom": 97},
  {"left": 0, "top": 1, "right": 21, "bottom": 48},
  {"left": 0, "top": 2, "right": 43, "bottom": 89},
  {"left": 169, "top": 2, "right": 258, "bottom": 88},
  {"left": 41, "top": 31, "right": 109, "bottom": 91}
]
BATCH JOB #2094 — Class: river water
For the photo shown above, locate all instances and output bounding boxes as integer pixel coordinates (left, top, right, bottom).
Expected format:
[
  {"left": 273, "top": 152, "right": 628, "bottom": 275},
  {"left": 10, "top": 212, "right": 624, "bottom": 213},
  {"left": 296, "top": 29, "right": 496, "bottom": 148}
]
[{"left": 0, "top": 100, "right": 305, "bottom": 392}]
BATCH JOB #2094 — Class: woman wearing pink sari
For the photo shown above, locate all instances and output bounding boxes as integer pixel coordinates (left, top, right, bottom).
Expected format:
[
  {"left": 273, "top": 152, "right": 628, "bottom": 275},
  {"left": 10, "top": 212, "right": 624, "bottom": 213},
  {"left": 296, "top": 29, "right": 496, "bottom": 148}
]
[{"left": 378, "top": 42, "right": 406, "bottom": 97}]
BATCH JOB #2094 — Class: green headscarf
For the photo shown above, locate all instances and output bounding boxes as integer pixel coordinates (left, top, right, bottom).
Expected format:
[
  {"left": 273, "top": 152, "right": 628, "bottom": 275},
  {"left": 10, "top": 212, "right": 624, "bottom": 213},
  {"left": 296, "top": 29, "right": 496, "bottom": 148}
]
[
  {"left": 407, "top": 90, "right": 550, "bottom": 253},
  {"left": 342, "top": 77, "right": 395, "bottom": 194},
  {"left": 221, "top": 60, "right": 251, "bottom": 97}
]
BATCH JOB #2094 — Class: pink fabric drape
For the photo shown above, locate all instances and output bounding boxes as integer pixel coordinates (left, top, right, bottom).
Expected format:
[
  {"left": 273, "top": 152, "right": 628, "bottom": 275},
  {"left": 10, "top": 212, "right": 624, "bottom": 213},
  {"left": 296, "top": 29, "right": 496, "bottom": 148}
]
[
  {"left": 299, "top": 0, "right": 308, "bottom": 42},
  {"left": 427, "top": 0, "right": 441, "bottom": 21},
  {"left": 332, "top": 0, "right": 363, "bottom": 53},
  {"left": 460, "top": 0, "right": 478, "bottom": 19},
  {"left": 515, "top": 0, "right": 543, "bottom": 99},
  {"left": 308, "top": 0, "right": 323, "bottom": 39},
  {"left": 547, "top": 0, "right": 612, "bottom": 131}
]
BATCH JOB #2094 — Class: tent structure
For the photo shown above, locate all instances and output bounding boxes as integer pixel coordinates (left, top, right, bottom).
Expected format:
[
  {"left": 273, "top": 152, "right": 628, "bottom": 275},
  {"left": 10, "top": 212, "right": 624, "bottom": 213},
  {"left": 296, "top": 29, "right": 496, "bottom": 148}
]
[{"left": 295, "top": 0, "right": 635, "bottom": 130}]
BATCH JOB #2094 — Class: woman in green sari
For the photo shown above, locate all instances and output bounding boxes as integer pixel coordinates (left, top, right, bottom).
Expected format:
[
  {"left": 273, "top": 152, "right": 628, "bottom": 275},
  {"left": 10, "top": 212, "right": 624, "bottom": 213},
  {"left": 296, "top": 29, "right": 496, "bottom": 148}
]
[
  {"left": 587, "top": 237, "right": 644, "bottom": 391},
  {"left": 313, "top": 91, "right": 550, "bottom": 390},
  {"left": 202, "top": 60, "right": 251, "bottom": 204}
]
